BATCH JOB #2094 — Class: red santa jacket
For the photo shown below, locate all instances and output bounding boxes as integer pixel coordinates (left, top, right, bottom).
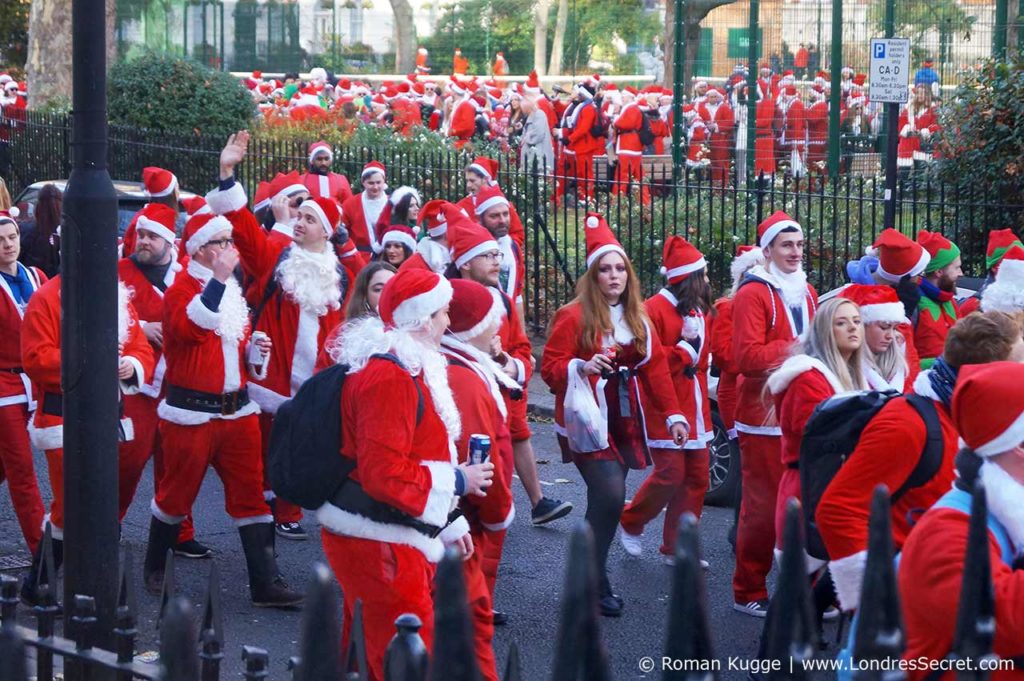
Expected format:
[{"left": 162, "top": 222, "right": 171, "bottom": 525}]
[
  {"left": 118, "top": 256, "right": 179, "bottom": 399},
  {"left": 644, "top": 289, "right": 713, "bottom": 449},
  {"left": 613, "top": 103, "right": 644, "bottom": 156},
  {"left": 780, "top": 99, "right": 807, "bottom": 150},
  {"left": 22, "top": 276, "right": 154, "bottom": 450},
  {"left": 686, "top": 119, "right": 709, "bottom": 166},
  {"left": 899, "top": 491, "right": 1024, "bottom": 680},
  {"left": 709, "top": 296, "right": 740, "bottom": 434},
  {"left": 767, "top": 356, "right": 842, "bottom": 469},
  {"left": 158, "top": 260, "right": 260, "bottom": 425},
  {"left": 317, "top": 355, "right": 469, "bottom": 562},
  {"left": 816, "top": 375, "right": 958, "bottom": 612},
  {"left": 493, "top": 289, "right": 532, "bottom": 390},
  {"left": 456, "top": 193, "right": 526, "bottom": 252},
  {"left": 209, "top": 183, "right": 346, "bottom": 414},
  {"left": 449, "top": 98, "right": 477, "bottom": 147},
  {"left": 805, "top": 100, "right": 829, "bottom": 151},
  {"left": 341, "top": 191, "right": 389, "bottom": 254},
  {"left": 335, "top": 237, "right": 368, "bottom": 283},
  {"left": 914, "top": 296, "right": 959, "bottom": 369},
  {"left": 564, "top": 101, "right": 604, "bottom": 156},
  {"left": 732, "top": 266, "right": 818, "bottom": 435},
  {"left": 698, "top": 102, "right": 735, "bottom": 147},
  {"left": 0, "top": 263, "right": 44, "bottom": 408},
  {"left": 897, "top": 104, "right": 939, "bottom": 166},
  {"left": 540, "top": 301, "right": 686, "bottom": 464},
  {"left": 300, "top": 171, "right": 353, "bottom": 205}
]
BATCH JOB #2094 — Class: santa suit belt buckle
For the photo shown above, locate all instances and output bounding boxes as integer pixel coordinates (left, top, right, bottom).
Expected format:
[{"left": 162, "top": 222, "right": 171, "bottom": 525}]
[{"left": 220, "top": 390, "right": 244, "bottom": 416}]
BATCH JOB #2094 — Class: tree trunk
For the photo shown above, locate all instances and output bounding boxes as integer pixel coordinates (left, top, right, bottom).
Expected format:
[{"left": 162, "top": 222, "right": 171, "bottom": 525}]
[
  {"left": 548, "top": 0, "right": 569, "bottom": 76},
  {"left": 27, "top": 0, "right": 72, "bottom": 107},
  {"left": 663, "top": 0, "right": 737, "bottom": 90},
  {"left": 534, "top": 0, "right": 551, "bottom": 76},
  {"left": 107, "top": 0, "right": 117, "bottom": 67},
  {"left": 390, "top": 0, "right": 417, "bottom": 73}
]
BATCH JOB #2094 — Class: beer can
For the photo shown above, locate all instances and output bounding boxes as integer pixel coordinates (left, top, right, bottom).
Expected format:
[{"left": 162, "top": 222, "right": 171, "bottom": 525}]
[
  {"left": 249, "top": 331, "right": 269, "bottom": 367},
  {"left": 469, "top": 434, "right": 491, "bottom": 465}
]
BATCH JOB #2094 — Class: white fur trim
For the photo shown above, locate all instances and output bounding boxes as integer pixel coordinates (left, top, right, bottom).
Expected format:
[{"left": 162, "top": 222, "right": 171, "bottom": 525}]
[
  {"left": 185, "top": 216, "right": 232, "bottom": 255},
  {"left": 981, "top": 259, "right": 1024, "bottom": 313},
  {"left": 156, "top": 398, "right": 259, "bottom": 425},
  {"left": 474, "top": 195, "right": 509, "bottom": 217},
  {"left": 586, "top": 244, "right": 626, "bottom": 270},
  {"left": 454, "top": 239, "right": 500, "bottom": 269},
  {"left": 148, "top": 174, "right": 178, "bottom": 198},
  {"left": 382, "top": 230, "right": 418, "bottom": 252},
  {"left": 361, "top": 167, "right": 386, "bottom": 180},
  {"left": 317, "top": 503, "right": 445, "bottom": 562},
  {"left": 427, "top": 220, "right": 448, "bottom": 238},
  {"left": 666, "top": 414, "right": 688, "bottom": 429},
  {"left": 136, "top": 216, "right": 176, "bottom": 245},
  {"left": 248, "top": 382, "right": 289, "bottom": 415},
  {"left": 876, "top": 247, "right": 931, "bottom": 283},
  {"left": 759, "top": 220, "right": 802, "bottom": 248},
  {"left": 28, "top": 421, "right": 62, "bottom": 451},
  {"left": 43, "top": 514, "right": 63, "bottom": 540},
  {"left": 204, "top": 183, "right": 248, "bottom": 216},
  {"left": 290, "top": 308, "right": 320, "bottom": 394},
  {"left": 860, "top": 302, "right": 908, "bottom": 325},
  {"left": 663, "top": 257, "right": 707, "bottom": 281},
  {"left": 767, "top": 355, "right": 847, "bottom": 395},
  {"left": 234, "top": 514, "right": 275, "bottom": 527},
  {"left": 419, "top": 460, "right": 457, "bottom": 527},
  {"left": 730, "top": 248, "right": 766, "bottom": 293},
  {"left": 734, "top": 422, "right": 782, "bottom": 436},
  {"left": 389, "top": 186, "right": 420, "bottom": 208},
  {"left": 773, "top": 547, "right": 827, "bottom": 575},
  {"left": 299, "top": 199, "right": 335, "bottom": 237},
  {"left": 828, "top": 550, "right": 867, "bottom": 612},
  {"left": 438, "top": 514, "right": 471, "bottom": 545},
  {"left": 482, "top": 504, "right": 516, "bottom": 532},
  {"left": 120, "top": 356, "right": 146, "bottom": 395},
  {"left": 391, "top": 276, "right": 454, "bottom": 327},
  {"left": 309, "top": 144, "right": 333, "bottom": 164},
  {"left": 150, "top": 498, "right": 187, "bottom": 524},
  {"left": 974, "top": 410, "right": 1024, "bottom": 457},
  {"left": 271, "top": 222, "right": 294, "bottom": 238},
  {"left": 275, "top": 184, "right": 308, "bottom": 200},
  {"left": 980, "top": 461, "right": 1024, "bottom": 548},
  {"left": 912, "top": 370, "right": 940, "bottom": 402},
  {"left": 186, "top": 295, "right": 220, "bottom": 331},
  {"left": 676, "top": 339, "right": 699, "bottom": 364}
]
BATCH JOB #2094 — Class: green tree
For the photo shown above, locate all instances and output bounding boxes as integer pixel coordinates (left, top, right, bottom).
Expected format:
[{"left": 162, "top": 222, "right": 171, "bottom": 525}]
[
  {"left": 0, "top": 0, "right": 29, "bottom": 70},
  {"left": 868, "top": 0, "right": 977, "bottom": 64}
]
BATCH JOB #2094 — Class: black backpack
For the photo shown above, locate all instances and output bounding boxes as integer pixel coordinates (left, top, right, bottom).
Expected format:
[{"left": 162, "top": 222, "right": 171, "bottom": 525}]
[
  {"left": 638, "top": 113, "right": 656, "bottom": 147},
  {"left": 799, "top": 391, "right": 944, "bottom": 561},
  {"left": 267, "top": 353, "right": 423, "bottom": 511},
  {"left": 588, "top": 102, "right": 608, "bottom": 139}
]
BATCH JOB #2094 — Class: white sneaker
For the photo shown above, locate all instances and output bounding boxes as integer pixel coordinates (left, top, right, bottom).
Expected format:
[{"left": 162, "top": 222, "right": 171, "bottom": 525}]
[
  {"left": 662, "top": 554, "right": 709, "bottom": 569},
  {"left": 823, "top": 606, "right": 841, "bottom": 621},
  {"left": 618, "top": 526, "right": 643, "bottom": 556}
]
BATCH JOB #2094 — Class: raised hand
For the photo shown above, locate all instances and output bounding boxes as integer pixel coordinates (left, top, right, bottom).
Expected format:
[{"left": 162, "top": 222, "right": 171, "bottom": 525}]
[{"left": 219, "top": 131, "right": 250, "bottom": 179}]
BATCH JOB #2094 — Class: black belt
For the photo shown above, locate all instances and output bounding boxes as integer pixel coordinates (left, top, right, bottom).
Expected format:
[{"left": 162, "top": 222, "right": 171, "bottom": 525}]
[
  {"left": 0, "top": 366, "right": 23, "bottom": 373},
  {"left": 165, "top": 385, "right": 249, "bottom": 416},
  {"left": 331, "top": 478, "right": 449, "bottom": 538}
]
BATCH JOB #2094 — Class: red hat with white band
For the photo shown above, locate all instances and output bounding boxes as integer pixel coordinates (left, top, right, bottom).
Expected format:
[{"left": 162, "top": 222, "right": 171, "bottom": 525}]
[
  {"left": 449, "top": 220, "right": 499, "bottom": 270},
  {"left": 583, "top": 213, "right": 626, "bottom": 269},
  {"left": 866, "top": 229, "right": 931, "bottom": 283},
  {"left": 183, "top": 214, "right": 232, "bottom": 256},
  {"left": 757, "top": 210, "right": 803, "bottom": 249},
  {"left": 135, "top": 203, "right": 179, "bottom": 246},
  {"left": 299, "top": 197, "right": 341, "bottom": 237},
  {"left": 446, "top": 279, "right": 505, "bottom": 340},
  {"left": 377, "top": 267, "right": 453, "bottom": 330},
  {"left": 467, "top": 157, "right": 499, "bottom": 184},
  {"left": 308, "top": 140, "right": 333, "bottom": 164},
  {"left": 473, "top": 183, "right": 509, "bottom": 217},
  {"left": 952, "top": 362, "right": 1024, "bottom": 457},
  {"left": 361, "top": 161, "right": 386, "bottom": 181},
  {"left": 661, "top": 236, "right": 706, "bottom": 284},
  {"left": 381, "top": 225, "right": 419, "bottom": 252},
  {"left": 838, "top": 284, "right": 907, "bottom": 325},
  {"left": 142, "top": 167, "right": 178, "bottom": 198}
]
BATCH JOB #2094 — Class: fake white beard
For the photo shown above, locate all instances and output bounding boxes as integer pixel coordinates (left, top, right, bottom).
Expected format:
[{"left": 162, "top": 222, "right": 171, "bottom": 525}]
[
  {"left": 334, "top": 316, "right": 461, "bottom": 441},
  {"left": 440, "top": 334, "right": 522, "bottom": 419},
  {"left": 416, "top": 238, "right": 451, "bottom": 274},
  {"left": 118, "top": 281, "right": 132, "bottom": 345},
  {"left": 979, "top": 459, "right": 1024, "bottom": 552},
  {"left": 276, "top": 244, "right": 342, "bottom": 316},
  {"left": 766, "top": 263, "right": 809, "bottom": 308}
]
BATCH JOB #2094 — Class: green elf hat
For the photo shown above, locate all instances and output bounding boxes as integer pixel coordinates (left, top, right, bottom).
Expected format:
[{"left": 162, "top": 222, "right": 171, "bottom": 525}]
[
  {"left": 985, "top": 229, "right": 1024, "bottom": 271},
  {"left": 917, "top": 230, "right": 961, "bottom": 273}
]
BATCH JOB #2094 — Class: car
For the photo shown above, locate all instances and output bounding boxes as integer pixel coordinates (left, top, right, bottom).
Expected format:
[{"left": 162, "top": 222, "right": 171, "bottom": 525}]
[
  {"left": 704, "top": 369, "right": 741, "bottom": 507},
  {"left": 12, "top": 179, "right": 197, "bottom": 237}
]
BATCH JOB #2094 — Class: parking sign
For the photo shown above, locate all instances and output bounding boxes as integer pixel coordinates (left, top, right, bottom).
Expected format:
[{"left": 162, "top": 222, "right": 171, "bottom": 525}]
[{"left": 869, "top": 38, "right": 911, "bottom": 103}]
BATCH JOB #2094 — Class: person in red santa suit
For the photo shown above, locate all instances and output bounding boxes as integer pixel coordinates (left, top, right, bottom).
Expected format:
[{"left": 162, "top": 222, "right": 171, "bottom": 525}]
[
  {"left": 699, "top": 88, "right": 735, "bottom": 185},
  {"left": 818, "top": 311, "right": 1024, "bottom": 613},
  {"left": 837, "top": 284, "right": 917, "bottom": 393},
  {"left": 682, "top": 105, "right": 710, "bottom": 172},
  {"left": 541, "top": 213, "right": 688, "bottom": 617},
  {"left": 378, "top": 225, "right": 418, "bottom": 269},
  {"left": 440, "top": 279, "right": 517, "bottom": 681},
  {"left": 121, "top": 166, "right": 181, "bottom": 258},
  {"left": 457, "top": 157, "right": 526, "bottom": 250},
  {"left": 742, "top": 83, "right": 778, "bottom": 181},
  {"left": 731, "top": 210, "right": 818, "bottom": 617},
  {"left": 898, "top": 362, "right": 1024, "bottom": 680},
  {"left": 897, "top": 84, "right": 940, "bottom": 173},
  {"left": 207, "top": 131, "right": 349, "bottom": 541},
  {"left": 448, "top": 80, "right": 479, "bottom": 150},
  {"left": 399, "top": 199, "right": 459, "bottom": 274},
  {"left": 142, "top": 209, "right": 302, "bottom": 608},
  {"left": 611, "top": 89, "right": 645, "bottom": 196},
  {"left": 559, "top": 80, "right": 604, "bottom": 202},
  {"left": 961, "top": 229, "right": 1024, "bottom": 316},
  {"left": 20, "top": 276, "right": 155, "bottom": 605},
  {"left": 619, "top": 237, "right": 714, "bottom": 565},
  {"left": 257, "top": 171, "right": 312, "bottom": 248},
  {"left": 805, "top": 85, "right": 829, "bottom": 184},
  {"left": 300, "top": 140, "right": 353, "bottom": 205},
  {"left": 319, "top": 268, "right": 493, "bottom": 681},
  {"left": 778, "top": 86, "right": 808, "bottom": 180},
  {"left": 118, "top": 204, "right": 211, "bottom": 559},
  {"left": 371, "top": 185, "right": 421, "bottom": 254},
  {"left": 341, "top": 161, "right": 389, "bottom": 255},
  {"left": 0, "top": 212, "right": 45, "bottom": 555}
]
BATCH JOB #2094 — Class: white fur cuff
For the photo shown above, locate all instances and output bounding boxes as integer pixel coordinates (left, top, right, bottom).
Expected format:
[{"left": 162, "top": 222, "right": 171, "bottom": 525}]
[
  {"left": 482, "top": 504, "right": 516, "bottom": 532},
  {"left": 438, "top": 514, "right": 471, "bottom": 545},
  {"left": 186, "top": 295, "right": 220, "bottom": 331},
  {"left": 120, "top": 356, "right": 146, "bottom": 395},
  {"left": 205, "top": 182, "right": 248, "bottom": 215},
  {"left": 829, "top": 550, "right": 867, "bottom": 612},
  {"left": 419, "top": 460, "right": 457, "bottom": 527},
  {"left": 28, "top": 421, "right": 62, "bottom": 451}
]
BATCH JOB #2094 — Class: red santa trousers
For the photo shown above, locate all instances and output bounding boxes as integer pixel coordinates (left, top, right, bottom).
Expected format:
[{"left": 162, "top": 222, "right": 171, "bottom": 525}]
[
  {"left": 0, "top": 402, "right": 44, "bottom": 552},
  {"left": 154, "top": 416, "right": 270, "bottom": 522},
  {"left": 258, "top": 413, "right": 302, "bottom": 523},
  {"left": 463, "top": 533, "right": 499, "bottom": 681},
  {"left": 619, "top": 447, "right": 709, "bottom": 556},
  {"left": 481, "top": 431, "right": 515, "bottom": 597},
  {"left": 122, "top": 394, "right": 195, "bottom": 542},
  {"left": 773, "top": 468, "right": 801, "bottom": 551},
  {"left": 322, "top": 531, "right": 435, "bottom": 681},
  {"left": 732, "top": 433, "right": 784, "bottom": 602},
  {"left": 571, "top": 153, "right": 596, "bottom": 200}
]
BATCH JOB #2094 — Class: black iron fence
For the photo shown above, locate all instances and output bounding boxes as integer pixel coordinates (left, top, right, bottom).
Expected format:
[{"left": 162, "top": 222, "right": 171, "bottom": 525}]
[
  {"left": 0, "top": 485, "right": 1004, "bottom": 680},
  {"left": 3, "top": 111, "right": 1022, "bottom": 333}
]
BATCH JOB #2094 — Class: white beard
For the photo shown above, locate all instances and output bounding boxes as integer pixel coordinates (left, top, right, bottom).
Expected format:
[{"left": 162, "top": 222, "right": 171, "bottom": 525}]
[
  {"left": 980, "top": 460, "right": 1024, "bottom": 552},
  {"left": 118, "top": 280, "right": 132, "bottom": 345},
  {"left": 416, "top": 238, "right": 451, "bottom": 274},
  {"left": 276, "top": 244, "right": 342, "bottom": 316},
  {"left": 767, "top": 264, "right": 810, "bottom": 308}
]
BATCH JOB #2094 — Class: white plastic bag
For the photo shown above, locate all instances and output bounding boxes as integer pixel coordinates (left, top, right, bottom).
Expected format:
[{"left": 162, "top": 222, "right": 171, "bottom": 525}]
[
  {"left": 790, "top": 149, "right": 806, "bottom": 178},
  {"left": 563, "top": 359, "right": 609, "bottom": 453}
]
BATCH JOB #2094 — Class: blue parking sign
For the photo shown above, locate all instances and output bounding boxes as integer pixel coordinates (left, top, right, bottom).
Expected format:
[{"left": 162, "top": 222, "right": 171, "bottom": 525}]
[{"left": 874, "top": 43, "right": 886, "bottom": 58}]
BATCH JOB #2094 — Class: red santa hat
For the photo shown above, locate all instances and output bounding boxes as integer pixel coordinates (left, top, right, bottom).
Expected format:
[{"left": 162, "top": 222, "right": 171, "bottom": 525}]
[
  {"left": 299, "top": 197, "right": 342, "bottom": 237},
  {"left": 419, "top": 199, "right": 453, "bottom": 238},
  {"left": 757, "top": 210, "right": 802, "bottom": 249},
  {"left": 381, "top": 224, "right": 419, "bottom": 252},
  {"left": 866, "top": 229, "right": 931, "bottom": 283},
  {"left": 269, "top": 171, "right": 308, "bottom": 201},
  {"left": 853, "top": 73, "right": 867, "bottom": 87},
  {"left": 0, "top": 209, "right": 17, "bottom": 226},
  {"left": 450, "top": 220, "right": 499, "bottom": 269},
  {"left": 524, "top": 70, "right": 541, "bottom": 95},
  {"left": 624, "top": 86, "right": 639, "bottom": 98},
  {"left": 838, "top": 284, "right": 907, "bottom": 325},
  {"left": 584, "top": 213, "right": 625, "bottom": 269},
  {"left": 981, "top": 245, "right": 1024, "bottom": 314},
  {"left": 183, "top": 213, "right": 232, "bottom": 256},
  {"left": 952, "top": 362, "right": 1024, "bottom": 457},
  {"left": 142, "top": 166, "right": 178, "bottom": 198},
  {"left": 253, "top": 181, "right": 272, "bottom": 213},
  {"left": 413, "top": 82, "right": 426, "bottom": 97},
  {"left": 378, "top": 267, "right": 453, "bottom": 330},
  {"left": 660, "top": 236, "right": 706, "bottom": 284},
  {"left": 446, "top": 279, "right": 504, "bottom": 340},
  {"left": 467, "top": 157, "right": 499, "bottom": 185},
  {"left": 730, "top": 244, "right": 766, "bottom": 292},
  {"left": 336, "top": 78, "right": 352, "bottom": 92},
  {"left": 985, "top": 229, "right": 1024, "bottom": 271},
  {"left": 180, "top": 196, "right": 211, "bottom": 220},
  {"left": 361, "top": 161, "right": 386, "bottom": 181},
  {"left": 134, "top": 203, "right": 178, "bottom": 246},
  {"left": 308, "top": 140, "right": 333, "bottom": 164},
  {"left": 473, "top": 183, "right": 509, "bottom": 217}
]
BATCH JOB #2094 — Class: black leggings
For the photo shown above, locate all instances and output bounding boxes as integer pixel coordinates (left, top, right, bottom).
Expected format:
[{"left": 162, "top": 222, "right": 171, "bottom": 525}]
[{"left": 574, "top": 458, "right": 628, "bottom": 595}]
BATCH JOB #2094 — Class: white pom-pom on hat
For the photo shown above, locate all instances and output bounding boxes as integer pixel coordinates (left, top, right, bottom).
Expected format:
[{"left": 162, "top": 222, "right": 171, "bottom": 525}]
[
  {"left": 586, "top": 216, "right": 599, "bottom": 229},
  {"left": 660, "top": 266, "right": 667, "bottom": 275},
  {"left": 8, "top": 206, "right": 19, "bottom": 218},
  {"left": 865, "top": 246, "right": 878, "bottom": 258}
]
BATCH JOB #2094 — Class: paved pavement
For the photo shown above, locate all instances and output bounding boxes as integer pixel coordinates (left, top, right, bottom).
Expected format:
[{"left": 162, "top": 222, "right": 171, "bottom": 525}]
[{"left": 1, "top": 418, "right": 844, "bottom": 679}]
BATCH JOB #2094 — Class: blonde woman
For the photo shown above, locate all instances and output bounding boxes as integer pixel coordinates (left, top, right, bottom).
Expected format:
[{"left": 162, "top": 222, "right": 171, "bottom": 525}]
[{"left": 839, "top": 284, "right": 916, "bottom": 392}]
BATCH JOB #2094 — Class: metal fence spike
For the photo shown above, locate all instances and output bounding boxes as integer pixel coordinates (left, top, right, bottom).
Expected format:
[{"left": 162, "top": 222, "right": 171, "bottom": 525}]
[
  {"left": 201, "top": 560, "right": 224, "bottom": 645},
  {"left": 852, "top": 485, "right": 905, "bottom": 677},
  {"left": 242, "top": 645, "right": 271, "bottom": 681},
  {"left": 502, "top": 642, "right": 522, "bottom": 681},
  {"left": 384, "top": 614, "right": 429, "bottom": 681},
  {"left": 160, "top": 596, "right": 199, "bottom": 681},
  {"left": 157, "top": 548, "right": 176, "bottom": 634},
  {"left": 293, "top": 563, "right": 341, "bottom": 681},
  {"left": 343, "top": 598, "right": 370, "bottom": 681},
  {"left": 663, "top": 513, "right": 717, "bottom": 680},
  {"left": 427, "top": 547, "right": 478, "bottom": 681},
  {"left": 115, "top": 546, "right": 138, "bottom": 668},
  {"left": 0, "top": 574, "right": 18, "bottom": 626},
  {"left": 0, "top": 624, "right": 29, "bottom": 681},
  {"left": 951, "top": 484, "right": 997, "bottom": 676},
  {"left": 550, "top": 522, "right": 611, "bottom": 681},
  {"left": 763, "top": 500, "right": 817, "bottom": 681},
  {"left": 38, "top": 523, "right": 57, "bottom": 609}
]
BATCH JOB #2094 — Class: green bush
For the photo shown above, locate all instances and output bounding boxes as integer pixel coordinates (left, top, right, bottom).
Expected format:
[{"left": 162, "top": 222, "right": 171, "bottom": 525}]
[{"left": 108, "top": 52, "right": 255, "bottom": 137}]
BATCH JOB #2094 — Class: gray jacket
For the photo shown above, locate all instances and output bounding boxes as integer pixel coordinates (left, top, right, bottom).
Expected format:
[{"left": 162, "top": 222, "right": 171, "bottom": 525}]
[{"left": 519, "top": 109, "right": 555, "bottom": 171}]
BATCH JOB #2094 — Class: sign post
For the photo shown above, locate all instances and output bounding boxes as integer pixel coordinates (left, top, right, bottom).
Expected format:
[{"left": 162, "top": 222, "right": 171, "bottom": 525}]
[{"left": 869, "top": 37, "right": 910, "bottom": 230}]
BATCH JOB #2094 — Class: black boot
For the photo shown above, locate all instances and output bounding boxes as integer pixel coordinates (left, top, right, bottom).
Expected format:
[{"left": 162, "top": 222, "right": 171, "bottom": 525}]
[
  {"left": 597, "top": 573, "right": 624, "bottom": 618},
  {"left": 143, "top": 516, "right": 181, "bottom": 594},
  {"left": 20, "top": 537, "right": 63, "bottom": 610},
  {"left": 238, "top": 523, "right": 303, "bottom": 609}
]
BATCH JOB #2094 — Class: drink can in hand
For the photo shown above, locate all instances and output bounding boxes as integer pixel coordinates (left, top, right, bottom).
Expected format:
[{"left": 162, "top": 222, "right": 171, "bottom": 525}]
[{"left": 469, "top": 434, "right": 491, "bottom": 465}]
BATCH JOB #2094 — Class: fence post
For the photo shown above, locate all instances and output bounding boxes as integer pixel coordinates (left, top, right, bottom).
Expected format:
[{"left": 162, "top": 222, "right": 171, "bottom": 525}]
[
  {"left": 383, "top": 614, "right": 429, "bottom": 681},
  {"left": 550, "top": 523, "right": 611, "bottom": 681},
  {"left": 292, "top": 563, "right": 342, "bottom": 681},
  {"left": 342, "top": 599, "right": 370, "bottom": 680},
  {"left": 161, "top": 597, "right": 200, "bottom": 681},
  {"left": 502, "top": 643, "right": 522, "bottom": 681},
  {"left": 745, "top": 0, "right": 759, "bottom": 183},
  {"left": 827, "top": 0, "right": 843, "bottom": 178},
  {"left": 199, "top": 562, "right": 225, "bottom": 681},
  {"left": 949, "top": 484, "right": 997, "bottom": 676},
  {"left": 995, "top": 0, "right": 1009, "bottom": 59},
  {"left": 0, "top": 575, "right": 17, "bottom": 626},
  {"left": 671, "top": 0, "right": 686, "bottom": 184},
  {"left": 114, "top": 547, "right": 138, "bottom": 681},
  {"left": 242, "top": 646, "right": 271, "bottom": 681},
  {"left": 0, "top": 624, "right": 28, "bottom": 681},
  {"left": 663, "top": 513, "right": 716, "bottom": 680},
  {"left": 427, "top": 548, "right": 477, "bottom": 681}
]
